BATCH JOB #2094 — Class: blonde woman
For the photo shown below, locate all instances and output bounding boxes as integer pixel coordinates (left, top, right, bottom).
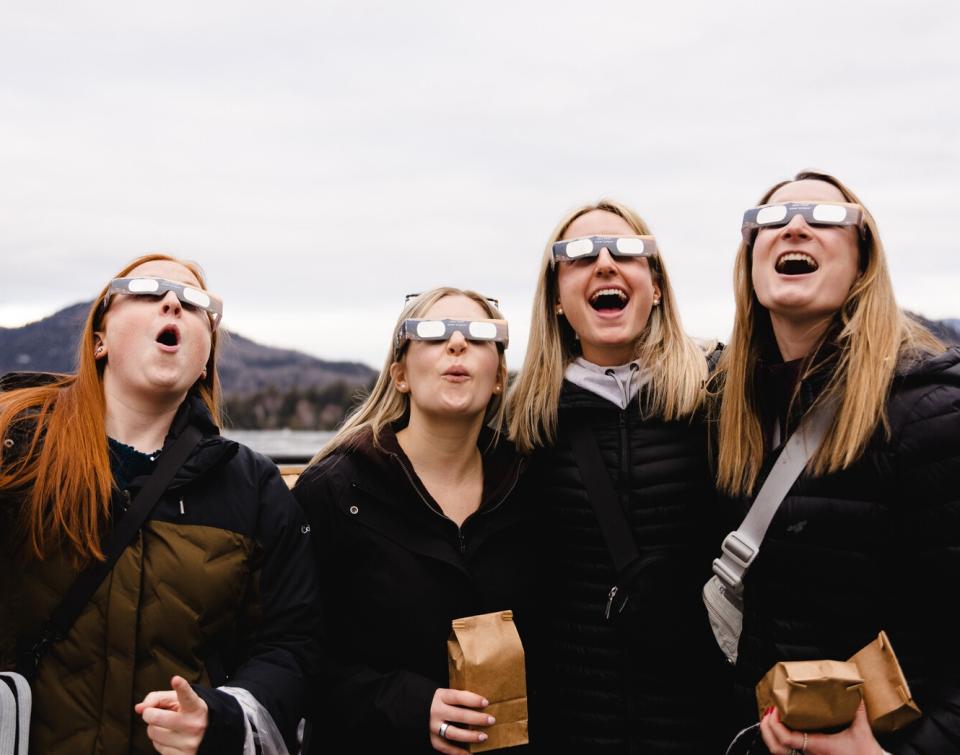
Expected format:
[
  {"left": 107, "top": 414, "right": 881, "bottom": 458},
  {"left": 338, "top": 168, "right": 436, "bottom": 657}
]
[
  {"left": 293, "top": 288, "right": 538, "bottom": 755},
  {"left": 715, "top": 171, "right": 960, "bottom": 754},
  {"left": 509, "top": 201, "right": 733, "bottom": 753}
]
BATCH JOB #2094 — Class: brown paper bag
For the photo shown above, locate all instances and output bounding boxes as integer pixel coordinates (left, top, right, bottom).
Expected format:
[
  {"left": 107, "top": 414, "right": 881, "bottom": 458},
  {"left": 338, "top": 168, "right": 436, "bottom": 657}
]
[
  {"left": 447, "top": 610, "right": 528, "bottom": 752},
  {"left": 756, "top": 660, "right": 864, "bottom": 732},
  {"left": 849, "top": 631, "right": 922, "bottom": 734}
]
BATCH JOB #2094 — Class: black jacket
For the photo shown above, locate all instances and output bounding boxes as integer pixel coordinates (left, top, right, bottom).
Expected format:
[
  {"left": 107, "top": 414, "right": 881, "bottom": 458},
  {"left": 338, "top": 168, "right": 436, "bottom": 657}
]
[
  {"left": 728, "top": 347, "right": 960, "bottom": 753},
  {"left": 292, "top": 426, "right": 538, "bottom": 754},
  {"left": 0, "top": 374, "right": 319, "bottom": 754},
  {"left": 529, "top": 380, "right": 735, "bottom": 754}
]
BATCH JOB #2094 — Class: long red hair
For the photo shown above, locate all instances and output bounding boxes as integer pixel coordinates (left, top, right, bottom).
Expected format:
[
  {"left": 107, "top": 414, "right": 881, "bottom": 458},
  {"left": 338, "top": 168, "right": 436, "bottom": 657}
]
[{"left": 0, "top": 254, "right": 221, "bottom": 564}]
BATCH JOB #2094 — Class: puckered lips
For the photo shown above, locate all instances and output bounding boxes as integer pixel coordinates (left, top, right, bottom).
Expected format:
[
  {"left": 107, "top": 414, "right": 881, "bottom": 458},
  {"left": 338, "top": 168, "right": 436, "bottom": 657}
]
[
  {"left": 588, "top": 286, "right": 630, "bottom": 315},
  {"left": 775, "top": 251, "right": 820, "bottom": 276},
  {"left": 155, "top": 323, "right": 181, "bottom": 352},
  {"left": 441, "top": 364, "right": 470, "bottom": 383}
]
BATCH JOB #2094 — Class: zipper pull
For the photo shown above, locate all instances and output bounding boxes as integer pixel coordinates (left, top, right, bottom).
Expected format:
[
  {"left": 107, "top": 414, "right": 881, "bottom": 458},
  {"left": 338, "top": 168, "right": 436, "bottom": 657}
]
[
  {"left": 604, "top": 585, "right": 630, "bottom": 620},
  {"left": 179, "top": 498, "right": 185, "bottom": 515},
  {"left": 604, "top": 585, "right": 619, "bottom": 619}
]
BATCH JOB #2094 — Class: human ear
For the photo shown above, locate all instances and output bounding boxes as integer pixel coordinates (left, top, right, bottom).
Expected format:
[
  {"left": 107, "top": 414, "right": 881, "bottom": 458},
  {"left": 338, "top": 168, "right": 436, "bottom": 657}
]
[{"left": 388, "top": 362, "right": 409, "bottom": 393}]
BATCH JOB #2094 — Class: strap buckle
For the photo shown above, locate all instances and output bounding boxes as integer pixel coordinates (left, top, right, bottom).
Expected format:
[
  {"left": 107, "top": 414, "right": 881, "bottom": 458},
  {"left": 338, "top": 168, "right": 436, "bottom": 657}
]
[{"left": 712, "top": 532, "right": 759, "bottom": 593}]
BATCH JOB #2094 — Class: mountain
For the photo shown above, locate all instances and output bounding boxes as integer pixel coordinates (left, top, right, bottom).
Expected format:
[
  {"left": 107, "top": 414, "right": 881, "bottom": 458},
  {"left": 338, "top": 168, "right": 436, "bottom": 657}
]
[
  {"left": 0, "top": 301, "right": 376, "bottom": 396},
  {"left": 909, "top": 313, "right": 960, "bottom": 346}
]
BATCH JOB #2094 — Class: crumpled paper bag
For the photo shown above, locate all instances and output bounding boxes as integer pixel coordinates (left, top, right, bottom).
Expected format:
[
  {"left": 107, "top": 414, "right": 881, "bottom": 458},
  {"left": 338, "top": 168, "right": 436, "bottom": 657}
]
[
  {"left": 756, "top": 659, "right": 864, "bottom": 732},
  {"left": 849, "top": 631, "right": 921, "bottom": 734},
  {"left": 756, "top": 630, "right": 922, "bottom": 734},
  {"left": 447, "top": 610, "right": 528, "bottom": 752}
]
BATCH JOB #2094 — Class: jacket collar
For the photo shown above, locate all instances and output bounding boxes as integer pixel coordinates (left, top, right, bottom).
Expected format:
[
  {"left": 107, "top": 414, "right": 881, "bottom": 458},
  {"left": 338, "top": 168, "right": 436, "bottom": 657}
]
[
  {"left": 127, "top": 393, "right": 237, "bottom": 492},
  {"left": 346, "top": 423, "right": 524, "bottom": 517}
]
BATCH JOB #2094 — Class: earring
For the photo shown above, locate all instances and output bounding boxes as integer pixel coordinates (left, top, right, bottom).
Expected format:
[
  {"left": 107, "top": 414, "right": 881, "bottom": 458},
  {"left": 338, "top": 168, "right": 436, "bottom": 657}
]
[
  {"left": 398, "top": 382, "right": 407, "bottom": 391},
  {"left": 494, "top": 385, "right": 502, "bottom": 394},
  {"left": 200, "top": 368, "right": 208, "bottom": 380},
  {"left": 652, "top": 296, "right": 661, "bottom": 306},
  {"left": 555, "top": 305, "right": 564, "bottom": 316},
  {"left": 95, "top": 345, "right": 104, "bottom": 357}
]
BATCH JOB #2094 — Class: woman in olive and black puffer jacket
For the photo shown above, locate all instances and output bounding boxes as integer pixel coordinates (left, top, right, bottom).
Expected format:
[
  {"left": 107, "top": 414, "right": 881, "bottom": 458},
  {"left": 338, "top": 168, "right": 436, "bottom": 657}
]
[{"left": 715, "top": 171, "right": 960, "bottom": 754}]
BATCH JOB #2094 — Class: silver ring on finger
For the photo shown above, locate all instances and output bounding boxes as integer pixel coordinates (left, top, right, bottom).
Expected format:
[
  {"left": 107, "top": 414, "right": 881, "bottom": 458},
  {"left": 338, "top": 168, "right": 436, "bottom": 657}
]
[{"left": 439, "top": 721, "right": 450, "bottom": 739}]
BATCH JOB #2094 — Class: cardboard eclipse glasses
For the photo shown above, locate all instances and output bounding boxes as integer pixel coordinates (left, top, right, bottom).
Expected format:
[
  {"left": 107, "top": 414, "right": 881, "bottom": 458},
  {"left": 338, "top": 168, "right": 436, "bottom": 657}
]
[
  {"left": 104, "top": 277, "right": 224, "bottom": 329},
  {"left": 552, "top": 235, "right": 658, "bottom": 264},
  {"left": 741, "top": 201, "right": 865, "bottom": 242},
  {"left": 396, "top": 318, "right": 509, "bottom": 355}
]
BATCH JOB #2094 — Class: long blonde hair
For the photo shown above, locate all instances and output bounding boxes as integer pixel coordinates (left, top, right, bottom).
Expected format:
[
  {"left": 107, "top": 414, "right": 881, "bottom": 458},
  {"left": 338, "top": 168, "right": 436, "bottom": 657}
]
[
  {"left": 0, "top": 254, "right": 221, "bottom": 564},
  {"left": 306, "top": 287, "right": 509, "bottom": 467},
  {"left": 508, "top": 199, "right": 710, "bottom": 454},
  {"left": 715, "top": 171, "right": 944, "bottom": 496}
]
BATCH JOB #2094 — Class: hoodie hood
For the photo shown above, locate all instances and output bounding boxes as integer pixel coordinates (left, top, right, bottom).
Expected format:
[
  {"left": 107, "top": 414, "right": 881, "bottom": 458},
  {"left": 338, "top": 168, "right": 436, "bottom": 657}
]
[{"left": 563, "top": 357, "right": 652, "bottom": 410}]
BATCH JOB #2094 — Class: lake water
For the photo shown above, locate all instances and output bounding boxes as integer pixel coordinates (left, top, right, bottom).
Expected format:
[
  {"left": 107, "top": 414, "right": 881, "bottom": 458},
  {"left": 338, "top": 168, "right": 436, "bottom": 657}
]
[{"left": 222, "top": 429, "right": 334, "bottom": 461}]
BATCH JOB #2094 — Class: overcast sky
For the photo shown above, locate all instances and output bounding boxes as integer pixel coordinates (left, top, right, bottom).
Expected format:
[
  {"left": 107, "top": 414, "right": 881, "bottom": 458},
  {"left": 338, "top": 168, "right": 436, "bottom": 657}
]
[{"left": 2, "top": 1, "right": 958, "bottom": 369}]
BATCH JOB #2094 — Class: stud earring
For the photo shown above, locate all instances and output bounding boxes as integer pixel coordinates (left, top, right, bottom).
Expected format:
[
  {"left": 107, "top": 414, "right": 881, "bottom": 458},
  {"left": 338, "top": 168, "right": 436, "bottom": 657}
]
[
  {"left": 200, "top": 368, "right": 208, "bottom": 380},
  {"left": 555, "top": 305, "right": 564, "bottom": 316},
  {"left": 95, "top": 345, "right": 104, "bottom": 357}
]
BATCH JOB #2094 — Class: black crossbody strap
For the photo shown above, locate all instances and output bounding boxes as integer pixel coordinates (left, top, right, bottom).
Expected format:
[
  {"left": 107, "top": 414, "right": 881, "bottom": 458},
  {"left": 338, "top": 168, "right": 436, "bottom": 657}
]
[
  {"left": 567, "top": 428, "right": 641, "bottom": 576},
  {"left": 22, "top": 423, "right": 203, "bottom": 678}
]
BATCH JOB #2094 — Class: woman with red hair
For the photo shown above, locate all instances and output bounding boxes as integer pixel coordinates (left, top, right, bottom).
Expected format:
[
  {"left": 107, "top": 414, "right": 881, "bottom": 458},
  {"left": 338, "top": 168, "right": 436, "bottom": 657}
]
[{"left": 0, "top": 254, "right": 317, "bottom": 754}]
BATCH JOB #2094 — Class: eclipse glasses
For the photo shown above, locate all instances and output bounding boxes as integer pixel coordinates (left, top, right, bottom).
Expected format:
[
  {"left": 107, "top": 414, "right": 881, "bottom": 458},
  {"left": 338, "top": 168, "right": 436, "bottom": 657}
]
[
  {"left": 741, "top": 202, "right": 865, "bottom": 242},
  {"left": 552, "top": 235, "right": 657, "bottom": 265},
  {"left": 396, "top": 318, "right": 509, "bottom": 355},
  {"left": 104, "top": 277, "right": 224, "bottom": 329}
]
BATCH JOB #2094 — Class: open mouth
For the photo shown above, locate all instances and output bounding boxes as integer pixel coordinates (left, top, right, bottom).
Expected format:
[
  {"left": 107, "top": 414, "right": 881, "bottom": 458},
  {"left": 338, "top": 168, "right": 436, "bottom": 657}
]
[
  {"left": 589, "top": 288, "right": 629, "bottom": 311},
  {"left": 776, "top": 252, "right": 819, "bottom": 276},
  {"left": 156, "top": 325, "right": 180, "bottom": 347}
]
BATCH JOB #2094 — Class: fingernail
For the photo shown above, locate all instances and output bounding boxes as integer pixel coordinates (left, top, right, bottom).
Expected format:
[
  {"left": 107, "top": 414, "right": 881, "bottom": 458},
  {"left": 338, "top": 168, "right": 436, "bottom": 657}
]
[
  {"left": 481, "top": 698, "right": 489, "bottom": 706},
  {"left": 487, "top": 716, "right": 496, "bottom": 725},
  {"left": 479, "top": 733, "right": 488, "bottom": 742}
]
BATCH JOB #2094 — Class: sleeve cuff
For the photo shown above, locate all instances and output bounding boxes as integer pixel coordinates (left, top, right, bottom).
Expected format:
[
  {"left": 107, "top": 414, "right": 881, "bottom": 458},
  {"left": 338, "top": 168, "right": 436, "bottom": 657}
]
[{"left": 192, "top": 684, "right": 246, "bottom": 754}]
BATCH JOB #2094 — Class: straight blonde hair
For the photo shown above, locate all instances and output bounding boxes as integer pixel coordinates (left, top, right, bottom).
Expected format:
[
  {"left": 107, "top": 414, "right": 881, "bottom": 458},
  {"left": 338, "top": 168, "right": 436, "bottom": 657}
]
[
  {"left": 0, "top": 254, "right": 221, "bottom": 565},
  {"left": 306, "top": 287, "right": 509, "bottom": 467},
  {"left": 715, "top": 171, "right": 944, "bottom": 496},
  {"left": 508, "top": 199, "right": 710, "bottom": 454}
]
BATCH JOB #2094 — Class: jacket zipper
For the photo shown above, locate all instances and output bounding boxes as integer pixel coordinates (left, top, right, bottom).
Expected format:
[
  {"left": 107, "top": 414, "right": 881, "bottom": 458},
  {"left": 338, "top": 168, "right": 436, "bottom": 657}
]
[{"left": 390, "top": 452, "right": 523, "bottom": 556}]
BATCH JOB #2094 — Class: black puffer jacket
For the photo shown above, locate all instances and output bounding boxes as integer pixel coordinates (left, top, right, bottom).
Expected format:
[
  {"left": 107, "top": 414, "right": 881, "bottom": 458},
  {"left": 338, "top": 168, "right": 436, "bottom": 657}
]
[
  {"left": 292, "top": 426, "right": 540, "bottom": 754},
  {"left": 530, "top": 380, "right": 735, "bottom": 754},
  {"left": 728, "top": 348, "right": 960, "bottom": 753}
]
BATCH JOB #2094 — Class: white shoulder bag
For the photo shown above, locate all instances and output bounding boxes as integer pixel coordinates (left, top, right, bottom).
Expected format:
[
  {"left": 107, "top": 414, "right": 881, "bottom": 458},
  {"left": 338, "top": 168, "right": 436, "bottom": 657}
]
[{"left": 704, "top": 401, "right": 837, "bottom": 663}]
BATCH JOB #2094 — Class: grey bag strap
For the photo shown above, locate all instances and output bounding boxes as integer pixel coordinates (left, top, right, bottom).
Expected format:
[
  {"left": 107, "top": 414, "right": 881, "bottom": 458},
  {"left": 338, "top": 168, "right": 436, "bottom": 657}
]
[{"left": 712, "top": 399, "right": 838, "bottom": 596}]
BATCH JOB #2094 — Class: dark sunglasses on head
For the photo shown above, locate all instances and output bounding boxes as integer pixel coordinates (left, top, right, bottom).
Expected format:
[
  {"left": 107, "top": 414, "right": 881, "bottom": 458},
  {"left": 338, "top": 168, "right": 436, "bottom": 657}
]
[{"left": 404, "top": 292, "right": 500, "bottom": 309}]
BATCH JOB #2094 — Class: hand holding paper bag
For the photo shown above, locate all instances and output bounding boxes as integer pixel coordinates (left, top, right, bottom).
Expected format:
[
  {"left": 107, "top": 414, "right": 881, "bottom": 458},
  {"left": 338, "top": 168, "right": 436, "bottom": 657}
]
[{"left": 446, "top": 610, "right": 529, "bottom": 753}]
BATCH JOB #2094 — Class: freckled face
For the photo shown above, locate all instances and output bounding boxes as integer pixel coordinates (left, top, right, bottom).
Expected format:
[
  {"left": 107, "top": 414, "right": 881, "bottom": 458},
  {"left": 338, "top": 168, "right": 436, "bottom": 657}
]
[
  {"left": 97, "top": 260, "right": 213, "bottom": 402},
  {"left": 555, "top": 210, "right": 660, "bottom": 366},
  {"left": 392, "top": 294, "right": 502, "bottom": 421},
  {"left": 751, "top": 179, "right": 861, "bottom": 325}
]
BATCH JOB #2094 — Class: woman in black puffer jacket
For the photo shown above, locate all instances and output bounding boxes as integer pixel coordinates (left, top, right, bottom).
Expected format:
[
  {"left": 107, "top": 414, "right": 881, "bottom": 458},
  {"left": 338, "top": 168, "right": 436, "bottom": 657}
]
[
  {"left": 714, "top": 170, "right": 960, "bottom": 754},
  {"left": 508, "top": 199, "right": 735, "bottom": 754}
]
